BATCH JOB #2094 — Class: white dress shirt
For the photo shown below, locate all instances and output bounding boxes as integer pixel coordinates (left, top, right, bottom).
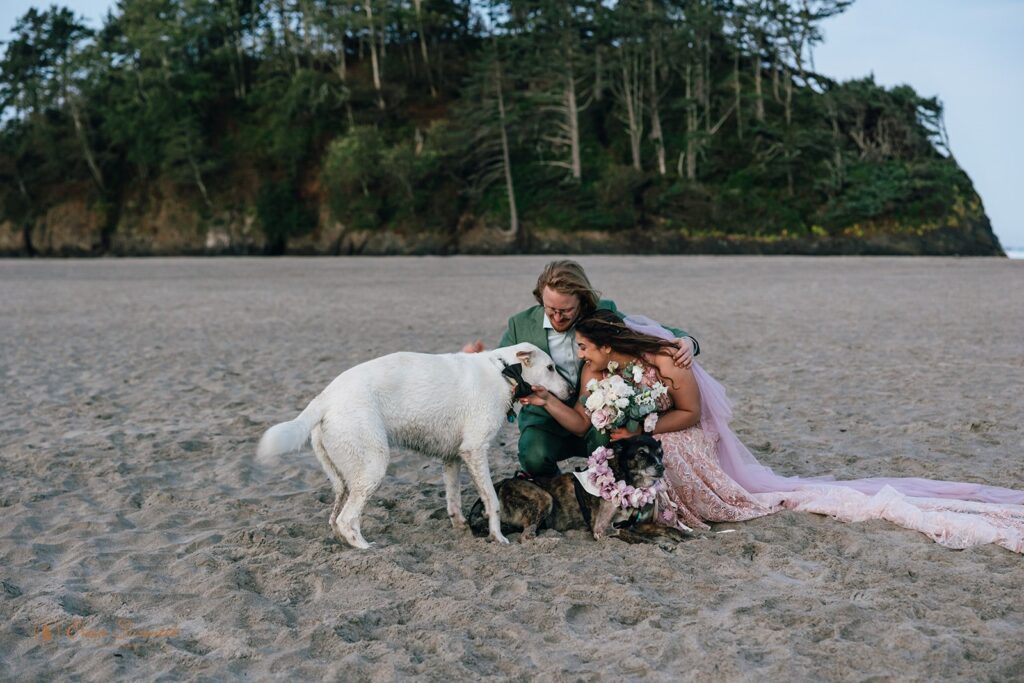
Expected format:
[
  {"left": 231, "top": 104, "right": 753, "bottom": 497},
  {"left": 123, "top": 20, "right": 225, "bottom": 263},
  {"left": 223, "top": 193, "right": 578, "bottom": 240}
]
[{"left": 543, "top": 313, "right": 579, "bottom": 387}]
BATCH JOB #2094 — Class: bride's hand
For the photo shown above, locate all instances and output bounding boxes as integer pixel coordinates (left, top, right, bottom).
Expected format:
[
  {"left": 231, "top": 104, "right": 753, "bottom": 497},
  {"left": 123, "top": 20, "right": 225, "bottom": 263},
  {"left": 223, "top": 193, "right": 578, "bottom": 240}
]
[
  {"left": 520, "top": 385, "right": 551, "bottom": 407},
  {"left": 609, "top": 427, "right": 641, "bottom": 441}
]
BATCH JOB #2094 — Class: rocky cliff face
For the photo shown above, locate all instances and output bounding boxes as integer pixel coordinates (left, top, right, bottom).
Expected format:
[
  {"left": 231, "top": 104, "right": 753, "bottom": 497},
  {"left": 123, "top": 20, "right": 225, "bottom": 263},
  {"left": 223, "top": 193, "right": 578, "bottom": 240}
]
[{"left": 0, "top": 188, "right": 1005, "bottom": 257}]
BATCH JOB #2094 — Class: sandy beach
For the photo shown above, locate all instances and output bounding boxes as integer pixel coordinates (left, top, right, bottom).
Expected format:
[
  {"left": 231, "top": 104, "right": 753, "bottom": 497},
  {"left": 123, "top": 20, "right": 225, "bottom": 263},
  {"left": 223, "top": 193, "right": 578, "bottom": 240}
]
[{"left": 1, "top": 256, "right": 1022, "bottom": 681}]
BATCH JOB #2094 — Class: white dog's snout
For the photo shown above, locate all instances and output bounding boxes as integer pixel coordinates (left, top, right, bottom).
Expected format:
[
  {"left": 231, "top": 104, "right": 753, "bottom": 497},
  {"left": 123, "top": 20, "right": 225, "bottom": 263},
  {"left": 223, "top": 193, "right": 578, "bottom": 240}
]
[{"left": 550, "top": 374, "right": 572, "bottom": 400}]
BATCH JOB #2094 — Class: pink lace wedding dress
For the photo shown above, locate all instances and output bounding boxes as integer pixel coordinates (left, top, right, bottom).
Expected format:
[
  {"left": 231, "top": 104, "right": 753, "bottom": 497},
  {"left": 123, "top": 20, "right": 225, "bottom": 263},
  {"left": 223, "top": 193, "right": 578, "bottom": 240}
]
[
  {"left": 620, "top": 316, "right": 1024, "bottom": 553},
  {"left": 621, "top": 363, "right": 780, "bottom": 531}
]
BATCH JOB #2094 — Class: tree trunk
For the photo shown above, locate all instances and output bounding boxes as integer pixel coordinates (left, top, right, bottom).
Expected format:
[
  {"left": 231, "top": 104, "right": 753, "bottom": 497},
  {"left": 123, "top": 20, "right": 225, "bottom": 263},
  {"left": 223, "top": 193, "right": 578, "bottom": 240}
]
[
  {"left": 69, "top": 99, "right": 104, "bottom": 192},
  {"left": 566, "top": 64, "right": 582, "bottom": 180},
  {"left": 540, "top": 36, "right": 582, "bottom": 181},
  {"left": 771, "top": 53, "right": 780, "bottom": 102},
  {"left": 703, "top": 36, "right": 711, "bottom": 133},
  {"left": 365, "top": 0, "right": 385, "bottom": 109},
  {"left": 784, "top": 66, "right": 792, "bottom": 126},
  {"left": 693, "top": 38, "right": 705, "bottom": 134},
  {"left": 412, "top": 0, "right": 437, "bottom": 97},
  {"left": 646, "top": 0, "right": 665, "bottom": 176},
  {"left": 332, "top": 33, "right": 355, "bottom": 129},
  {"left": 649, "top": 52, "right": 665, "bottom": 176},
  {"left": 828, "top": 98, "right": 843, "bottom": 195},
  {"left": 493, "top": 56, "right": 519, "bottom": 238},
  {"left": 61, "top": 46, "right": 104, "bottom": 193},
  {"left": 753, "top": 53, "right": 764, "bottom": 122},
  {"left": 734, "top": 49, "right": 742, "bottom": 139},
  {"left": 189, "top": 152, "right": 213, "bottom": 208},
  {"left": 621, "top": 56, "right": 643, "bottom": 172},
  {"left": 686, "top": 62, "right": 697, "bottom": 181}
]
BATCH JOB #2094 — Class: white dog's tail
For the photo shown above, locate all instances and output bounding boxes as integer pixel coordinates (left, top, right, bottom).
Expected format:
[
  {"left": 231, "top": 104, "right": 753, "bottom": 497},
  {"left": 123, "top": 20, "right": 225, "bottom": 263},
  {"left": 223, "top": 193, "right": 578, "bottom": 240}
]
[{"left": 256, "top": 395, "right": 325, "bottom": 465}]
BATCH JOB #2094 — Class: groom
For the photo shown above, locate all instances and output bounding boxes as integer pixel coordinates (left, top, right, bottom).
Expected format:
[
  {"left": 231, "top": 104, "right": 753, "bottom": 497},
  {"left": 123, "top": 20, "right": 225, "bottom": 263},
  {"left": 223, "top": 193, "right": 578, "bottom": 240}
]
[{"left": 463, "top": 260, "right": 699, "bottom": 478}]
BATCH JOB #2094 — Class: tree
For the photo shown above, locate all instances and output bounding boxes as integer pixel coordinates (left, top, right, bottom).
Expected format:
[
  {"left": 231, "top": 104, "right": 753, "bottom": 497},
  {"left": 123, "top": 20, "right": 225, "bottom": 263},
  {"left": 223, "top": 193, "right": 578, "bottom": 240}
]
[
  {"left": 606, "top": 0, "right": 647, "bottom": 172},
  {"left": 454, "top": 28, "right": 522, "bottom": 240},
  {"left": 0, "top": 0, "right": 991, "bottom": 256},
  {"left": 507, "top": 0, "right": 595, "bottom": 182}
]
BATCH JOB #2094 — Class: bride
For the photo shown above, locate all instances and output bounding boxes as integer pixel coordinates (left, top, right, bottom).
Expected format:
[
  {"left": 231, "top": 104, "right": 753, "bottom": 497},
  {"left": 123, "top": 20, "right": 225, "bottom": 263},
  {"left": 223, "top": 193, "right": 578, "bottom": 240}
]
[{"left": 520, "top": 308, "right": 1024, "bottom": 553}]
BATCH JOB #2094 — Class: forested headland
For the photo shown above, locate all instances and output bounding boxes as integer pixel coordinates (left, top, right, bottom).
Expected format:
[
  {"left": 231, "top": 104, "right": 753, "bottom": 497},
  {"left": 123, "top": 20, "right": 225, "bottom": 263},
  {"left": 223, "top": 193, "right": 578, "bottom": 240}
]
[{"left": 0, "top": 0, "right": 1005, "bottom": 256}]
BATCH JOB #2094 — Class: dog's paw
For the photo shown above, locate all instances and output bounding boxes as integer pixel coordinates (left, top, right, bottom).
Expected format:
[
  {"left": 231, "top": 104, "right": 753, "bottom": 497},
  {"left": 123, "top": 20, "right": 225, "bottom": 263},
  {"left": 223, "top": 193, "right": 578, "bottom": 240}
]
[{"left": 490, "top": 532, "right": 511, "bottom": 545}]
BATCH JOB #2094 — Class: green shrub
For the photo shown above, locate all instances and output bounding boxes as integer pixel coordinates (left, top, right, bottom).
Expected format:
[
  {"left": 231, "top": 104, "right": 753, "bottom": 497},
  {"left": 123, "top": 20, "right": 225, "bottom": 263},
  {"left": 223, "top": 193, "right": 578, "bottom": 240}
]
[{"left": 821, "top": 159, "right": 969, "bottom": 229}]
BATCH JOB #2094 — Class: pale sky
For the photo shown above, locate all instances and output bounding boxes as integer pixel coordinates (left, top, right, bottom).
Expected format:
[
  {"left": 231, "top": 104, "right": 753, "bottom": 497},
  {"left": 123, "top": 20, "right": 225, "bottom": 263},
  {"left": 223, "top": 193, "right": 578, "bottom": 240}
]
[{"left": 3, "top": 0, "right": 1022, "bottom": 248}]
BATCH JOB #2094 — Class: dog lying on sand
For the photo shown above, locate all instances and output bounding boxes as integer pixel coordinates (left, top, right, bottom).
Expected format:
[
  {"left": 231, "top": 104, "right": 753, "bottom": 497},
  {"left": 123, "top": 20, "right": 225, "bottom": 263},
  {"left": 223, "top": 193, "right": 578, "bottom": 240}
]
[
  {"left": 469, "top": 435, "right": 684, "bottom": 543},
  {"left": 257, "top": 343, "right": 570, "bottom": 548}
]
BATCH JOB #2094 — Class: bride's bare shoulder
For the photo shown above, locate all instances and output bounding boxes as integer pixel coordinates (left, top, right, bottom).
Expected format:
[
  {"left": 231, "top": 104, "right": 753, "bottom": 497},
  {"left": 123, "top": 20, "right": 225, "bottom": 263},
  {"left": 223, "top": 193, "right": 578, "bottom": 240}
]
[
  {"left": 644, "top": 350, "right": 673, "bottom": 370},
  {"left": 647, "top": 350, "right": 691, "bottom": 381},
  {"left": 580, "top": 363, "right": 601, "bottom": 389}
]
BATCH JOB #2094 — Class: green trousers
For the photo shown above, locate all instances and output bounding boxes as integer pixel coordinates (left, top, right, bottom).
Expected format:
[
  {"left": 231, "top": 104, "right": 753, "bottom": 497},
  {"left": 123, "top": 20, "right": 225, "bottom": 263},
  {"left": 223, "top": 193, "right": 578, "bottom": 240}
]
[{"left": 517, "top": 425, "right": 609, "bottom": 478}]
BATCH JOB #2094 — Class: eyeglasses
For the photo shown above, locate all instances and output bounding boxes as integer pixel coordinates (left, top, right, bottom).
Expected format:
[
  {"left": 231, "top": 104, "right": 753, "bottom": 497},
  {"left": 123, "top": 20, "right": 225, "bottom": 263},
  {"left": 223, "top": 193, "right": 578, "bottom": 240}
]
[{"left": 543, "top": 304, "right": 578, "bottom": 320}]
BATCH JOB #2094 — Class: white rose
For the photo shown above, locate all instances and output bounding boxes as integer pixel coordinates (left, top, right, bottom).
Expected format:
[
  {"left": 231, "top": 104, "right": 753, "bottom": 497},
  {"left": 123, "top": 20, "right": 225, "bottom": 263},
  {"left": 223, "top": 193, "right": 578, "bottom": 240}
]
[{"left": 609, "top": 377, "right": 634, "bottom": 397}]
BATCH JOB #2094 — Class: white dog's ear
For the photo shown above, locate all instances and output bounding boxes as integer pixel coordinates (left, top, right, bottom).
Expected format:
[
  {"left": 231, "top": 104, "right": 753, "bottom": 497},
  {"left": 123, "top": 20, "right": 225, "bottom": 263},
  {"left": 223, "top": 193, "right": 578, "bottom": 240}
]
[{"left": 515, "top": 349, "right": 533, "bottom": 368}]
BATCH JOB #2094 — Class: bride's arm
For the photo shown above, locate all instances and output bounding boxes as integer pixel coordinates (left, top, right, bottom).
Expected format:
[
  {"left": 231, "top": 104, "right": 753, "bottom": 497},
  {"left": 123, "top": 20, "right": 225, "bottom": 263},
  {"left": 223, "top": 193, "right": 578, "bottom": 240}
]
[
  {"left": 648, "top": 353, "right": 701, "bottom": 433},
  {"left": 520, "top": 367, "right": 597, "bottom": 437}
]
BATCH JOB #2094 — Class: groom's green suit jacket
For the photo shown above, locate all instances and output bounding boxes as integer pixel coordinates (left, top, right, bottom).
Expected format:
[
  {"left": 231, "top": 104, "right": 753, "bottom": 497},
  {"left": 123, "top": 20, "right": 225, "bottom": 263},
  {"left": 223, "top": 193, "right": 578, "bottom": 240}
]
[{"left": 498, "top": 299, "right": 687, "bottom": 436}]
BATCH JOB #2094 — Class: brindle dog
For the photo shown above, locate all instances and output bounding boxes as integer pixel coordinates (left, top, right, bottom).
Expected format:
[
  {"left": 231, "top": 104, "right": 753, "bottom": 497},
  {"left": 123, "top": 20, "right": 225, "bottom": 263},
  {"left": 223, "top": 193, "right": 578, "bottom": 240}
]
[{"left": 469, "top": 435, "right": 685, "bottom": 543}]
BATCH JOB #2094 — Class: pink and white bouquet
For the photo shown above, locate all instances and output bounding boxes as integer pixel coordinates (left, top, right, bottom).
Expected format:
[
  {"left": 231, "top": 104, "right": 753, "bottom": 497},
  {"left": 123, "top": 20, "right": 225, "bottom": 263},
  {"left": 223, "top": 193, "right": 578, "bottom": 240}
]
[
  {"left": 584, "top": 361, "right": 668, "bottom": 434},
  {"left": 584, "top": 446, "right": 664, "bottom": 509}
]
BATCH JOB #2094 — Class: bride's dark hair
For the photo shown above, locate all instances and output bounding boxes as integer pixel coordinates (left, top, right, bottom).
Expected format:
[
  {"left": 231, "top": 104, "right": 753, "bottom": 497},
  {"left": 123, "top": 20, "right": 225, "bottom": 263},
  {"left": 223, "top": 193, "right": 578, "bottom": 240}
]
[{"left": 574, "top": 309, "right": 676, "bottom": 358}]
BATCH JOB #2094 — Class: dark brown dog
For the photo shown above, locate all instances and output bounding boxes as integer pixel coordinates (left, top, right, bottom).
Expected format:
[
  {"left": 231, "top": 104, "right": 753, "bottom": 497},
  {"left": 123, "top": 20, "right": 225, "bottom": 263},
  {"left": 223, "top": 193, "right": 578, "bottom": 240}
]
[{"left": 469, "top": 435, "right": 680, "bottom": 542}]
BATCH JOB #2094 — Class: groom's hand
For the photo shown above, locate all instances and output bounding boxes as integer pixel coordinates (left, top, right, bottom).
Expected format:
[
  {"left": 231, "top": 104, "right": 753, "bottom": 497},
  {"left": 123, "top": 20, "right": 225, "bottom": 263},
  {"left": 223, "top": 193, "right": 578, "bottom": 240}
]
[{"left": 670, "top": 337, "right": 695, "bottom": 369}]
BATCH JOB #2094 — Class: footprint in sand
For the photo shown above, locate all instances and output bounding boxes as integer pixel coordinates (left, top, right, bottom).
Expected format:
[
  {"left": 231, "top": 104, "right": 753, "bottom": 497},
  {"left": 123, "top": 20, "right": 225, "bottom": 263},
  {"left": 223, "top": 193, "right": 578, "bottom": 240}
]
[
  {"left": 489, "top": 579, "right": 527, "bottom": 598},
  {"left": 565, "top": 604, "right": 601, "bottom": 634}
]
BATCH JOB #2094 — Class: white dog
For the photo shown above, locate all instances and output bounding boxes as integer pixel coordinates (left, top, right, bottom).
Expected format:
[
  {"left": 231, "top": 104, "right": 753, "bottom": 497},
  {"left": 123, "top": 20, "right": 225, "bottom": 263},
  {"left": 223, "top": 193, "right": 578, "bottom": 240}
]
[{"left": 257, "top": 343, "right": 571, "bottom": 549}]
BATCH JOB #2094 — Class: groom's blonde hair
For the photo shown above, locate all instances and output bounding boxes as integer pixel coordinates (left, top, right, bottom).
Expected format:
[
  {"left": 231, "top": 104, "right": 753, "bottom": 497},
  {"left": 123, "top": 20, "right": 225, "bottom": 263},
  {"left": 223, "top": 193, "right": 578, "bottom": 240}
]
[{"left": 533, "top": 260, "right": 600, "bottom": 316}]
